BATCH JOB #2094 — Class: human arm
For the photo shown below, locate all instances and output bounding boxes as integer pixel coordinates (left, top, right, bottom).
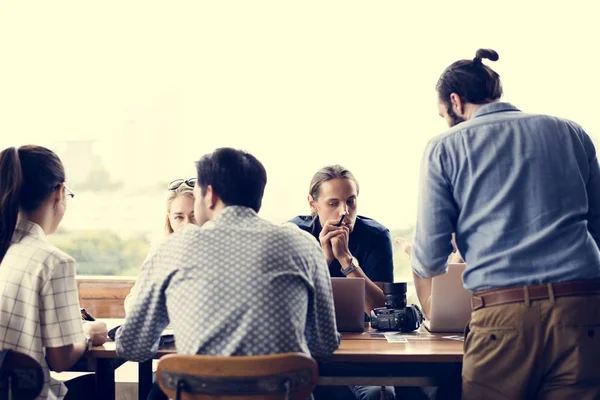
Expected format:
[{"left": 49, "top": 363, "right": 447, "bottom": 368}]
[
  {"left": 412, "top": 141, "right": 458, "bottom": 278},
  {"left": 349, "top": 230, "right": 395, "bottom": 313},
  {"left": 318, "top": 219, "right": 341, "bottom": 265},
  {"left": 41, "top": 258, "right": 107, "bottom": 372},
  {"left": 330, "top": 227, "right": 386, "bottom": 313},
  {"left": 582, "top": 132, "right": 600, "bottom": 249},
  {"left": 46, "top": 321, "right": 108, "bottom": 372},
  {"left": 396, "top": 236, "right": 461, "bottom": 319},
  {"left": 395, "top": 237, "right": 412, "bottom": 258},
  {"left": 412, "top": 272, "right": 433, "bottom": 319},
  {"left": 115, "top": 252, "right": 172, "bottom": 362},
  {"left": 123, "top": 281, "right": 139, "bottom": 316},
  {"left": 305, "top": 243, "right": 342, "bottom": 358},
  {"left": 125, "top": 241, "right": 159, "bottom": 316}
]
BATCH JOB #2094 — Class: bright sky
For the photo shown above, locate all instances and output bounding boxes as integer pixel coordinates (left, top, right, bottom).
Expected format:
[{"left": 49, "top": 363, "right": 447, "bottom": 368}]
[{"left": 1, "top": 1, "right": 599, "bottom": 230}]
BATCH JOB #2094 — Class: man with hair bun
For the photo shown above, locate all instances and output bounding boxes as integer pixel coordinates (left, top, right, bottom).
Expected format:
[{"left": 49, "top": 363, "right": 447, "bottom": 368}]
[{"left": 412, "top": 49, "right": 600, "bottom": 398}]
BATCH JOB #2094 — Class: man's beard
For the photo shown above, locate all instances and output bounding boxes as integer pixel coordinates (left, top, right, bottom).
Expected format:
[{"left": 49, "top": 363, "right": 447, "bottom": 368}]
[{"left": 447, "top": 107, "right": 466, "bottom": 127}]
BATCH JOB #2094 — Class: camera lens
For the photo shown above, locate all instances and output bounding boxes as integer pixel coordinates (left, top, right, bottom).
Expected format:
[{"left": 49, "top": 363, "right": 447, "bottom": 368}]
[{"left": 382, "top": 282, "right": 407, "bottom": 309}]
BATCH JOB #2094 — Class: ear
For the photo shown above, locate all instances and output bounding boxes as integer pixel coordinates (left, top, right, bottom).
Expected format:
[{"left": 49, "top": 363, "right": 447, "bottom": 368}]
[
  {"left": 308, "top": 195, "right": 317, "bottom": 213},
  {"left": 449, "top": 93, "right": 464, "bottom": 115},
  {"left": 205, "top": 185, "right": 218, "bottom": 210},
  {"left": 53, "top": 182, "right": 65, "bottom": 205}
]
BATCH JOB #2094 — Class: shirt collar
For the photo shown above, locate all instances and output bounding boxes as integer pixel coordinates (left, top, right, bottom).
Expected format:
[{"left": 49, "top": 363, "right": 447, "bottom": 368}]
[
  {"left": 12, "top": 219, "right": 47, "bottom": 244},
  {"left": 472, "top": 102, "right": 520, "bottom": 119},
  {"left": 212, "top": 206, "right": 258, "bottom": 227}
]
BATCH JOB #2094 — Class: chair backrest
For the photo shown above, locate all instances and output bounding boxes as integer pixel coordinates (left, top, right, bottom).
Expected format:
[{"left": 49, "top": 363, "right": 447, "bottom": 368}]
[
  {"left": 0, "top": 350, "right": 44, "bottom": 400},
  {"left": 156, "top": 353, "right": 318, "bottom": 400}
]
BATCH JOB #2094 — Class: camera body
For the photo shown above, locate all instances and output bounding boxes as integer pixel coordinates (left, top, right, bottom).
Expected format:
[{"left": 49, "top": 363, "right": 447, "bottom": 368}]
[
  {"left": 370, "top": 305, "right": 423, "bottom": 332},
  {"left": 370, "top": 282, "right": 424, "bottom": 332}
]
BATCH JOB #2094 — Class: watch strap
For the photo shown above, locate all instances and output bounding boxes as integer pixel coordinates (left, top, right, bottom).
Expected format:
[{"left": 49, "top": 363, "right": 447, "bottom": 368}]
[
  {"left": 84, "top": 335, "right": 93, "bottom": 353},
  {"left": 340, "top": 257, "right": 358, "bottom": 276}
]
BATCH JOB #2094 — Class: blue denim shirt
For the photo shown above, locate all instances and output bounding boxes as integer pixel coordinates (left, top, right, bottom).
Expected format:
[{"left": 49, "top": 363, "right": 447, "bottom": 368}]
[{"left": 412, "top": 102, "right": 600, "bottom": 292}]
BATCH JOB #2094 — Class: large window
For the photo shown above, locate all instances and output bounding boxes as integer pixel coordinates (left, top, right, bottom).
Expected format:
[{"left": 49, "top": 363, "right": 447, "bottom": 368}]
[{"left": 1, "top": 2, "right": 598, "bottom": 281}]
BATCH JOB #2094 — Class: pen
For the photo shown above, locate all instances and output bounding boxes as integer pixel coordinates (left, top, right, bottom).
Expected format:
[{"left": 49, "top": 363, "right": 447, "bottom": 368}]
[
  {"left": 336, "top": 214, "right": 345, "bottom": 227},
  {"left": 80, "top": 308, "right": 95, "bottom": 321}
]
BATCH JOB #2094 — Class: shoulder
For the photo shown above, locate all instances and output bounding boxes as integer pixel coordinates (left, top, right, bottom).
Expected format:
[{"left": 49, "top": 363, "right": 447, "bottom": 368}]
[
  {"left": 354, "top": 216, "right": 390, "bottom": 238},
  {"left": 276, "top": 222, "right": 320, "bottom": 249},
  {"left": 19, "top": 234, "right": 75, "bottom": 264},
  {"left": 353, "top": 216, "right": 392, "bottom": 249},
  {"left": 8, "top": 236, "right": 76, "bottom": 283},
  {"left": 287, "top": 215, "right": 314, "bottom": 233},
  {"left": 264, "top": 222, "right": 324, "bottom": 263},
  {"left": 546, "top": 115, "right": 588, "bottom": 136},
  {"left": 280, "top": 221, "right": 318, "bottom": 243},
  {"left": 153, "top": 223, "right": 202, "bottom": 256},
  {"left": 39, "top": 243, "right": 77, "bottom": 279}
]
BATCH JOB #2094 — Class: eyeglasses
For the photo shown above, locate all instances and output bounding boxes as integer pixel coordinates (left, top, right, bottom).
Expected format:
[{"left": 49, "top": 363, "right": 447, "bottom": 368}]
[
  {"left": 168, "top": 178, "right": 197, "bottom": 191},
  {"left": 55, "top": 183, "right": 75, "bottom": 199},
  {"left": 64, "top": 185, "right": 75, "bottom": 199}
]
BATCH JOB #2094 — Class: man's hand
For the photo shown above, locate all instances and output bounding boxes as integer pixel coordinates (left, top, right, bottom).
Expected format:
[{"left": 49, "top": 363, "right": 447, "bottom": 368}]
[
  {"left": 330, "top": 226, "right": 351, "bottom": 263},
  {"left": 83, "top": 321, "right": 109, "bottom": 345},
  {"left": 394, "top": 237, "right": 412, "bottom": 259},
  {"left": 319, "top": 219, "right": 346, "bottom": 265}
]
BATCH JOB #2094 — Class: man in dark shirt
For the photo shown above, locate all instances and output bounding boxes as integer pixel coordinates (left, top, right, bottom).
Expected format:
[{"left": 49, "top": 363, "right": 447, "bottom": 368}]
[
  {"left": 289, "top": 164, "right": 396, "bottom": 400},
  {"left": 290, "top": 214, "right": 394, "bottom": 283}
]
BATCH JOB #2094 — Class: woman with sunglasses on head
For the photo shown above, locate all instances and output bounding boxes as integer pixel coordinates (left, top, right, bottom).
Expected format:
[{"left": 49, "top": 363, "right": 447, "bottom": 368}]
[
  {"left": 163, "top": 178, "right": 197, "bottom": 234},
  {"left": 0, "top": 145, "right": 108, "bottom": 400},
  {"left": 124, "top": 178, "right": 196, "bottom": 314}
]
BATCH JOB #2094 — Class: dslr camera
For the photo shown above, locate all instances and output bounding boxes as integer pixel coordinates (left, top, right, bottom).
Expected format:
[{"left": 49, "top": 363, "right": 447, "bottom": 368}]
[{"left": 370, "top": 282, "right": 424, "bottom": 332}]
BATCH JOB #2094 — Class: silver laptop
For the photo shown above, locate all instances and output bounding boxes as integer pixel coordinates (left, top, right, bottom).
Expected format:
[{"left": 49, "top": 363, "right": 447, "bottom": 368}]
[
  {"left": 331, "top": 277, "right": 365, "bottom": 332},
  {"left": 424, "top": 263, "right": 472, "bottom": 333}
]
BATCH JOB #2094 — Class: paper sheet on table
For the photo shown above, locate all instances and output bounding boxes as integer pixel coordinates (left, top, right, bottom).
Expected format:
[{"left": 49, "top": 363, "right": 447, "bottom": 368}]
[
  {"left": 383, "top": 333, "right": 408, "bottom": 343},
  {"left": 442, "top": 335, "right": 464, "bottom": 341}
]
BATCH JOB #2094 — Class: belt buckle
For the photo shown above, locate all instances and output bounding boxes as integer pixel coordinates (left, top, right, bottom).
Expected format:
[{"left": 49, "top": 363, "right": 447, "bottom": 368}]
[{"left": 471, "top": 296, "right": 484, "bottom": 311}]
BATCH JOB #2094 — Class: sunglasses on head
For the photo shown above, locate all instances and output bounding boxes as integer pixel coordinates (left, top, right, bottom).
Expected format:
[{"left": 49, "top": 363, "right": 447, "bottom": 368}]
[{"left": 168, "top": 178, "right": 197, "bottom": 191}]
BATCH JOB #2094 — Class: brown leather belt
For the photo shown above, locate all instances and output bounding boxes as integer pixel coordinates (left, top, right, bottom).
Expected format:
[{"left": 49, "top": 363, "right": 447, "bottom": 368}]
[{"left": 471, "top": 279, "right": 600, "bottom": 311}]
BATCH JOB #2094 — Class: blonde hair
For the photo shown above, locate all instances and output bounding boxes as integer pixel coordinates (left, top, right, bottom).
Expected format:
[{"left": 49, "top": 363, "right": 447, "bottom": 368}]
[
  {"left": 308, "top": 165, "right": 360, "bottom": 217},
  {"left": 164, "top": 186, "right": 195, "bottom": 235}
]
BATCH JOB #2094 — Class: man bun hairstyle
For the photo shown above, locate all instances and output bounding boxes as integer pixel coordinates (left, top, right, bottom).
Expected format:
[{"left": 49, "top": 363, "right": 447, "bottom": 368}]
[
  {"left": 436, "top": 48, "right": 503, "bottom": 106},
  {"left": 473, "top": 48, "right": 500, "bottom": 65}
]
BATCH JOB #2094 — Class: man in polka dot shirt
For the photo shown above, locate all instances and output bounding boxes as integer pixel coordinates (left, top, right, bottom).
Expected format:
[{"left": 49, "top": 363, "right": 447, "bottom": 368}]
[{"left": 116, "top": 148, "right": 341, "bottom": 399}]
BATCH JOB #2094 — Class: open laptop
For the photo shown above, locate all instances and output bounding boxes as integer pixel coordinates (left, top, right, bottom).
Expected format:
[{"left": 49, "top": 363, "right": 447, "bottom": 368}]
[
  {"left": 423, "top": 263, "right": 472, "bottom": 333},
  {"left": 331, "top": 277, "right": 365, "bottom": 332}
]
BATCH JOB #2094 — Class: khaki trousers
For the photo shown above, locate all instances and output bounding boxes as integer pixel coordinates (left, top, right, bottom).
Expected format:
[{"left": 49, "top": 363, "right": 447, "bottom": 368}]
[{"left": 462, "top": 294, "right": 600, "bottom": 400}]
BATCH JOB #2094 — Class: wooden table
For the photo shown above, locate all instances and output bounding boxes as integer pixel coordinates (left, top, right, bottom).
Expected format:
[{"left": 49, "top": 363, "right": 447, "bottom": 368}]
[{"left": 88, "top": 320, "right": 463, "bottom": 400}]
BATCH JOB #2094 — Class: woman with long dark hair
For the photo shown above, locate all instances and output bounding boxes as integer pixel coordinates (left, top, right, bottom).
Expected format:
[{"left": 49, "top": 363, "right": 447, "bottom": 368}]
[{"left": 0, "top": 145, "right": 108, "bottom": 400}]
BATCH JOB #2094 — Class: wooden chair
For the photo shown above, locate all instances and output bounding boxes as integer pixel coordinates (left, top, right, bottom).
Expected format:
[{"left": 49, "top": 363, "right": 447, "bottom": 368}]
[
  {"left": 0, "top": 349, "right": 44, "bottom": 400},
  {"left": 156, "top": 353, "right": 318, "bottom": 400}
]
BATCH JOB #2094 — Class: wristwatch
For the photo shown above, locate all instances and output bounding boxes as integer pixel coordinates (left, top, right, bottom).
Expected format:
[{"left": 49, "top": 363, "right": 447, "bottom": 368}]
[
  {"left": 340, "top": 257, "right": 359, "bottom": 276},
  {"left": 84, "top": 335, "right": 93, "bottom": 353}
]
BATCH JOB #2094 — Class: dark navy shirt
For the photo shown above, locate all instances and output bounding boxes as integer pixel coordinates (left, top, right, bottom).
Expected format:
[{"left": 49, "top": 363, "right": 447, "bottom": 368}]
[{"left": 289, "top": 215, "right": 394, "bottom": 283}]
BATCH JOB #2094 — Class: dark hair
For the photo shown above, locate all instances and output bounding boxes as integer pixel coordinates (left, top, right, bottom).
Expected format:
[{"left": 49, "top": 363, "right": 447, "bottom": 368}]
[
  {"left": 436, "top": 48, "right": 502, "bottom": 107},
  {"left": 308, "top": 165, "right": 359, "bottom": 221},
  {"left": 195, "top": 147, "right": 267, "bottom": 213},
  {"left": 0, "top": 145, "right": 65, "bottom": 262}
]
